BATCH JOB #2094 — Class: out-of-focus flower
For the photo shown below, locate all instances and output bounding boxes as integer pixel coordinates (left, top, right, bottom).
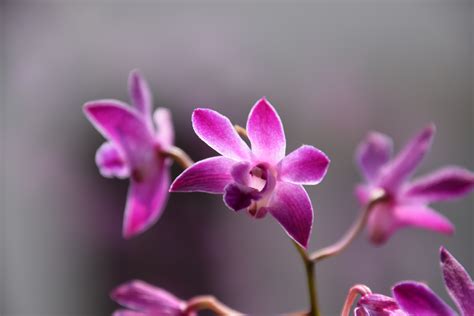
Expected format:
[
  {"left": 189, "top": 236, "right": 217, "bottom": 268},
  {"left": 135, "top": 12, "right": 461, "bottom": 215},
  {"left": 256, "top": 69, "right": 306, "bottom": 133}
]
[
  {"left": 356, "top": 247, "right": 473, "bottom": 316},
  {"left": 355, "top": 124, "right": 474, "bottom": 244},
  {"left": 111, "top": 280, "right": 189, "bottom": 316},
  {"left": 170, "top": 98, "right": 329, "bottom": 248},
  {"left": 84, "top": 70, "right": 174, "bottom": 238}
]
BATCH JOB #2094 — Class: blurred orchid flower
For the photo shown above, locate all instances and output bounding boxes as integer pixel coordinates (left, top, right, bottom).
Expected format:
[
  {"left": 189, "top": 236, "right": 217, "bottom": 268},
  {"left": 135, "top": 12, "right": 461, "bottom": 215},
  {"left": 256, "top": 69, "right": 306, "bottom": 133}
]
[
  {"left": 355, "top": 124, "right": 474, "bottom": 244},
  {"left": 356, "top": 247, "right": 473, "bottom": 316},
  {"left": 170, "top": 98, "right": 329, "bottom": 248},
  {"left": 84, "top": 70, "right": 174, "bottom": 238},
  {"left": 111, "top": 280, "right": 190, "bottom": 316}
]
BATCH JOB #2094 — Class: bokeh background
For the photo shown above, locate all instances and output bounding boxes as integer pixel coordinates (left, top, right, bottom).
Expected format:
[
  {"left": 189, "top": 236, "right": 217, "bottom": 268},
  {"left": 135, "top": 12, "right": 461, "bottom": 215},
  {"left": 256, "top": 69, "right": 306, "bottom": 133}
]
[{"left": 1, "top": 1, "right": 473, "bottom": 315}]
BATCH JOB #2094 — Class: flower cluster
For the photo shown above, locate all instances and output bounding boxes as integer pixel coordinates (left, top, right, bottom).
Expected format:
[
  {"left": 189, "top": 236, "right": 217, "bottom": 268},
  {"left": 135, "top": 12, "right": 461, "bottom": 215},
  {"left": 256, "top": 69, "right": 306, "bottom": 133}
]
[
  {"left": 84, "top": 70, "right": 474, "bottom": 315},
  {"left": 355, "top": 247, "right": 473, "bottom": 316}
]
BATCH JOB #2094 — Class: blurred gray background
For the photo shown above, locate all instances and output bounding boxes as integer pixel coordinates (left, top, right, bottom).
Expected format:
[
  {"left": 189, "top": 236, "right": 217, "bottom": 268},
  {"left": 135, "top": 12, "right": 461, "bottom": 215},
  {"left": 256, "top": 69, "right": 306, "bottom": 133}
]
[{"left": 1, "top": 1, "right": 473, "bottom": 315}]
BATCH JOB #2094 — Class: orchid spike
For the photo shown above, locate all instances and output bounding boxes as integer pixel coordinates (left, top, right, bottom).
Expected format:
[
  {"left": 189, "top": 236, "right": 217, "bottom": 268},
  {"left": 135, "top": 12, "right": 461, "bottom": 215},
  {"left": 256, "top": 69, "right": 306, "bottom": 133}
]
[
  {"left": 84, "top": 70, "right": 174, "bottom": 238},
  {"left": 355, "top": 125, "right": 474, "bottom": 244},
  {"left": 356, "top": 247, "right": 473, "bottom": 316},
  {"left": 170, "top": 98, "right": 330, "bottom": 248},
  {"left": 111, "top": 280, "right": 191, "bottom": 316}
]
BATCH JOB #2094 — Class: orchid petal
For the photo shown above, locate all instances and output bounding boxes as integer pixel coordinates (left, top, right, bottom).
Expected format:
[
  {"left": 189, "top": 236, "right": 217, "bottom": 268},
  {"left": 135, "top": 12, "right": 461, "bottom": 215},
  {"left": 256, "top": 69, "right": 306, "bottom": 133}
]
[
  {"left": 154, "top": 108, "right": 174, "bottom": 149},
  {"left": 394, "top": 204, "right": 454, "bottom": 235},
  {"left": 356, "top": 132, "right": 393, "bottom": 182},
  {"left": 366, "top": 203, "right": 453, "bottom": 244},
  {"left": 192, "top": 108, "right": 250, "bottom": 160},
  {"left": 123, "top": 159, "right": 170, "bottom": 238},
  {"left": 355, "top": 184, "right": 371, "bottom": 205},
  {"left": 404, "top": 167, "right": 474, "bottom": 203},
  {"left": 357, "top": 294, "right": 405, "bottom": 316},
  {"left": 111, "top": 280, "right": 184, "bottom": 314},
  {"left": 366, "top": 203, "right": 399, "bottom": 244},
  {"left": 128, "top": 70, "right": 152, "bottom": 118},
  {"left": 170, "top": 157, "right": 235, "bottom": 193},
  {"left": 230, "top": 162, "right": 252, "bottom": 185},
  {"left": 223, "top": 183, "right": 260, "bottom": 211},
  {"left": 279, "top": 145, "right": 330, "bottom": 185},
  {"left": 440, "top": 247, "right": 474, "bottom": 316},
  {"left": 246, "top": 98, "right": 286, "bottom": 163},
  {"left": 95, "top": 141, "right": 130, "bottom": 179},
  {"left": 393, "top": 282, "right": 456, "bottom": 316},
  {"left": 379, "top": 124, "right": 435, "bottom": 192},
  {"left": 267, "top": 182, "right": 313, "bottom": 248},
  {"left": 83, "top": 101, "right": 154, "bottom": 168}
]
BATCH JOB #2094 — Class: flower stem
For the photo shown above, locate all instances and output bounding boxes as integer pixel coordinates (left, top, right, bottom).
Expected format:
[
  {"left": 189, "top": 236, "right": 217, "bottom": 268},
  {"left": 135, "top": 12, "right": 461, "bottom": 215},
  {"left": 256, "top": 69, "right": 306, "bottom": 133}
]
[
  {"left": 341, "top": 284, "right": 372, "bottom": 316},
  {"left": 310, "top": 194, "right": 385, "bottom": 262},
  {"left": 294, "top": 242, "right": 320, "bottom": 316},
  {"left": 185, "top": 295, "right": 242, "bottom": 315},
  {"left": 162, "top": 146, "right": 195, "bottom": 169},
  {"left": 234, "top": 124, "right": 248, "bottom": 138}
]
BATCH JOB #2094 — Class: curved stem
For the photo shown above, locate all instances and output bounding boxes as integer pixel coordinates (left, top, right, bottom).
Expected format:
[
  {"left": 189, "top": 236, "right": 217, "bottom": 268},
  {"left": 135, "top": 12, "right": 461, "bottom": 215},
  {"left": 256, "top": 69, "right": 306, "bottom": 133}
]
[
  {"left": 294, "top": 242, "right": 320, "bottom": 316},
  {"left": 341, "top": 284, "right": 372, "bottom": 316},
  {"left": 310, "top": 195, "right": 385, "bottom": 263},
  {"left": 162, "top": 146, "right": 194, "bottom": 169},
  {"left": 234, "top": 124, "right": 248, "bottom": 139},
  {"left": 185, "top": 295, "right": 242, "bottom": 316}
]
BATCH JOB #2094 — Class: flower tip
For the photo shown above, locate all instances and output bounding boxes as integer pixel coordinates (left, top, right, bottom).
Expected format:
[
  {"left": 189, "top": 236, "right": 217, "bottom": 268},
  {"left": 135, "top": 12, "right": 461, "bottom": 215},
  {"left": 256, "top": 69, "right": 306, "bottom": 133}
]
[
  {"left": 439, "top": 246, "right": 449, "bottom": 263},
  {"left": 424, "top": 122, "right": 437, "bottom": 136}
]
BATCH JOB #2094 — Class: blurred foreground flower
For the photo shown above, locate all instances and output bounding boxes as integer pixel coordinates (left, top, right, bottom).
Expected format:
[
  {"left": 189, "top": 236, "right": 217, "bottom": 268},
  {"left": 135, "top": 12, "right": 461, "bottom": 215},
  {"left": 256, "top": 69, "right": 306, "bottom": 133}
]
[
  {"left": 84, "top": 70, "right": 174, "bottom": 238},
  {"left": 355, "top": 124, "right": 474, "bottom": 244},
  {"left": 355, "top": 247, "right": 473, "bottom": 316},
  {"left": 170, "top": 98, "right": 329, "bottom": 248},
  {"left": 111, "top": 280, "right": 189, "bottom": 316}
]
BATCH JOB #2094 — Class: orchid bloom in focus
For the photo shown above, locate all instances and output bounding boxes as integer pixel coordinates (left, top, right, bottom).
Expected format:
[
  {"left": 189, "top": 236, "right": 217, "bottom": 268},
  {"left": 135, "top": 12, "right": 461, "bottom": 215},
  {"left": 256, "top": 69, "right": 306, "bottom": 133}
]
[
  {"left": 355, "top": 124, "right": 474, "bottom": 244},
  {"left": 170, "top": 98, "right": 330, "bottom": 248},
  {"left": 84, "top": 70, "right": 174, "bottom": 238},
  {"left": 355, "top": 247, "right": 474, "bottom": 316},
  {"left": 111, "top": 280, "right": 191, "bottom": 316}
]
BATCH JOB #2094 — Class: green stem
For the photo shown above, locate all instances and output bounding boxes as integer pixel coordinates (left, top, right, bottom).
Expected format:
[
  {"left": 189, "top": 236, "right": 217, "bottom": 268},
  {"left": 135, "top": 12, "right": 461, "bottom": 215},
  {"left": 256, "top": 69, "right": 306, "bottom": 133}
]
[{"left": 294, "top": 242, "right": 320, "bottom": 316}]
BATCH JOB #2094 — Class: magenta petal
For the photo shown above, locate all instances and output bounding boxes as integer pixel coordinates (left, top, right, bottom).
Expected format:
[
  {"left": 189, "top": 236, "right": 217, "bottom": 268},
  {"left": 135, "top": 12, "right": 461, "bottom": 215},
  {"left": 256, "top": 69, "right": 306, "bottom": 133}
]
[
  {"left": 246, "top": 98, "right": 286, "bottom": 163},
  {"left": 128, "top": 70, "right": 152, "bottom": 118},
  {"left": 366, "top": 203, "right": 400, "bottom": 244},
  {"left": 111, "top": 280, "right": 184, "bottom": 314},
  {"left": 393, "top": 282, "right": 456, "bottom": 316},
  {"left": 267, "top": 182, "right": 313, "bottom": 248},
  {"left": 404, "top": 167, "right": 474, "bottom": 203},
  {"left": 153, "top": 108, "right": 174, "bottom": 148},
  {"left": 223, "top": 183, "right": 259, "bottom": 211},
  {"left": 366, "top": 203, "right": 453, "bottom": 244},
  {"left": 95, "top": 141, "right": 130, "bottom": 178},
  {"left": 123, "top": 159, "right": 170, "bottom": 238},
  {"left": 357, "top": 294, "right": 405, "bottom": 316},
  {"left": 192, "top": 108, "right": 250, "bottom": 160},
  {"left": 379, "top": 124, "right": 435, "bottom": 192},
  {"left": 279, "top": 145, "right": 330, "bottom": 185},
  {"left": 394, "top": 204, "right": 454, "bottom": 235},
  {"left": 440, "top": 247, "right": 474, "bottom": 316},
  {"left": 355, "top": 184, "right": 371, "bottom": 205},
  {"left": 170, "top": 157, "right": 235, "bottom": 193},
  {"left": 83, "top": 101, "right": 154, "bottom": 167},
  {"left": 356, "top": 132, "right": 393, "bottom": 182}
]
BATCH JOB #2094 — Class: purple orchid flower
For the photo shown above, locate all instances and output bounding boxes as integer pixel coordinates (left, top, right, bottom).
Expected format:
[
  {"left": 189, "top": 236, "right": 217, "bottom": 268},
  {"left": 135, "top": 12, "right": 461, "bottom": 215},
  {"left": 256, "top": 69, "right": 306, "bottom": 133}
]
[
  {"left": 170, "top": 98, "right": 330, "bottom": 248},
  {"left": 356, "top": 247, "right": 474, "bottom": 316},
  {"left": 111, "top": 280, "right": 191, "bottom": 316},
  {"left": 355, "top": 124, "right": 474, "bottom": 244},
  {"left": 84, "top": 70, "right": 174, "bottom": 238}
]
